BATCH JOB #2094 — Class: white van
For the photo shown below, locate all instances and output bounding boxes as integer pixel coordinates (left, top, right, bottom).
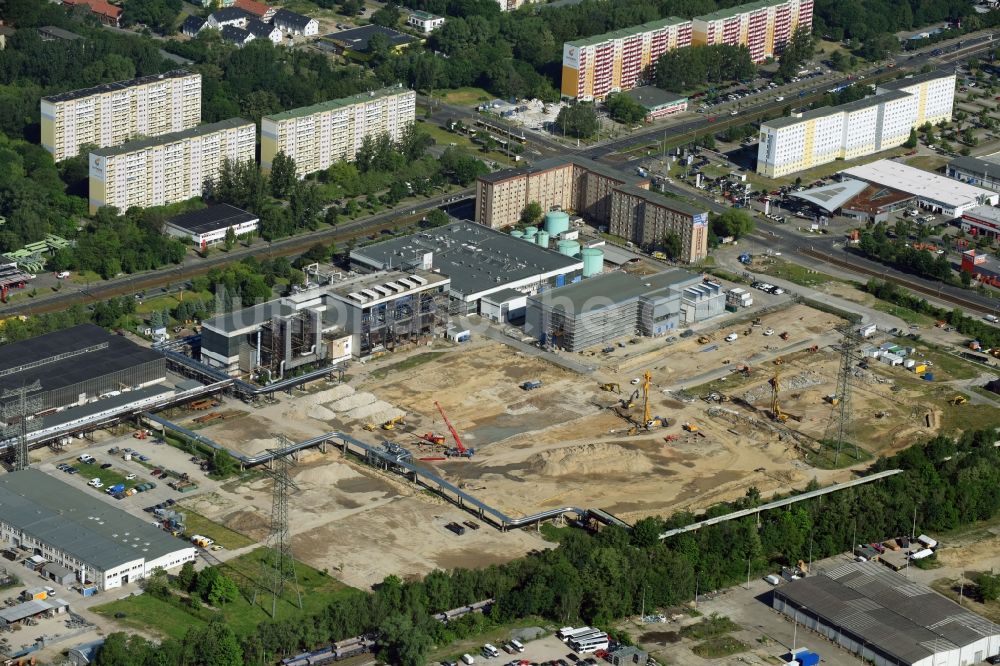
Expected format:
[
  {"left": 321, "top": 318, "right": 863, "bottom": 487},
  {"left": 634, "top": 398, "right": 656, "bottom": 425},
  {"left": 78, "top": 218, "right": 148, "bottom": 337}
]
[
  {"left": 461, "top": 654, "right": 475, "bottom": 665},
  {"left": 56, "top": 270, "right": 70, "bottom": 279},
  {"left": 986, "top": 314, "right": 998, "bottom": 323},
  {"left": 510, "top": 639, "right": 524, "bottom": 653},
  {"left": 482, "top": 644, "right": 499, "bottom": 658}
]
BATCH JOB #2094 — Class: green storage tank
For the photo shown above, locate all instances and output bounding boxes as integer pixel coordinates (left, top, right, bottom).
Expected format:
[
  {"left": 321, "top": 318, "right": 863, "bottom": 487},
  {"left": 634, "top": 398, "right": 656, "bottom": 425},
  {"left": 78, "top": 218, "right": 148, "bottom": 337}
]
[
  {"left": 544, "top": 210, "right": 570, "bottom": 236},
  {"left": 510, "top": 229, "right": 525, "bottom": 239},
  {"left": 536, "top": 230, "right": 550, "bottom": 248},
  {"left": 581, "top": 248, "right": 604, "bottom": 277},
  {"left": 523, "top": 226, "right": 538, "bottom": 240},
  {"left": 557, "top": 240, "right": 580, "bottom": 257}
]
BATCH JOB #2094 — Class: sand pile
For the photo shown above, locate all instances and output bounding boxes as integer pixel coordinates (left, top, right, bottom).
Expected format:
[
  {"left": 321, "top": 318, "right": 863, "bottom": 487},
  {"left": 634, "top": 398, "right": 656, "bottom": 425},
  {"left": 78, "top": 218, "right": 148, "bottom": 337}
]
[
  {"left": 329, "top": 392, "right": 376, "bottom": 413},
  {"left": 308, "top": 404, "right": 336, "bottom": 421},
  {"left": 529, "top": 442, "right": 654, "bottom": 477},
  {"left": 299, "top": 385, "right": 353, "bottom": 408},
  {"left": 345, "top": 400, "right": 400, "bottom": 422}
]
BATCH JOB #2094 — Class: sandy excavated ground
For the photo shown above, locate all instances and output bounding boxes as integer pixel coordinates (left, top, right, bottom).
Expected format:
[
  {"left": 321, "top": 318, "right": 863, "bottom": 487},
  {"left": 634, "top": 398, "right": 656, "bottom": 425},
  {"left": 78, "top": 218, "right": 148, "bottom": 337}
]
[{"left": 186, "top": 302, "right": 951, "bottom": 588}]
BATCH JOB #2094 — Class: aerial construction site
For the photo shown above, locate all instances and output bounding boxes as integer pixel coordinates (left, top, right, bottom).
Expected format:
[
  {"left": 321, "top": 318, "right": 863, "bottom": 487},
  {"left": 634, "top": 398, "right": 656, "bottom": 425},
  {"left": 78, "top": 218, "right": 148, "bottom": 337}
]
[{"left": 168, "top": 290, "right": 986, "bottom": 588}]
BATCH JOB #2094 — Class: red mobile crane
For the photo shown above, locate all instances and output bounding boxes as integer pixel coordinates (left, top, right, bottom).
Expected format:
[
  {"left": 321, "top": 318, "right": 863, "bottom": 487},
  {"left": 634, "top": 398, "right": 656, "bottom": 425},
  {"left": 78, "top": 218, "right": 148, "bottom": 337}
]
[{"left": 434, "top": 401, "right": 474, "bottom": 458}]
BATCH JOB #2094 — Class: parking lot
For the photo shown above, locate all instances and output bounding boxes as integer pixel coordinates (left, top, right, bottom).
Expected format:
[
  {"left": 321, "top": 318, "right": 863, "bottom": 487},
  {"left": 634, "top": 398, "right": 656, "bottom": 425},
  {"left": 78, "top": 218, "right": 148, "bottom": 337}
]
[{"left": 441, "top": 634, "right": 607, "bottom": 666}]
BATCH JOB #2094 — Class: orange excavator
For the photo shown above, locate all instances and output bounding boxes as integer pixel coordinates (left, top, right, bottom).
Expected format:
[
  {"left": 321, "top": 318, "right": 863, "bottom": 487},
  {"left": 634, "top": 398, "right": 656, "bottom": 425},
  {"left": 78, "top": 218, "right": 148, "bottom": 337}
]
[{"left": 435, "top": 401, "right": 474, "bottom": 458}]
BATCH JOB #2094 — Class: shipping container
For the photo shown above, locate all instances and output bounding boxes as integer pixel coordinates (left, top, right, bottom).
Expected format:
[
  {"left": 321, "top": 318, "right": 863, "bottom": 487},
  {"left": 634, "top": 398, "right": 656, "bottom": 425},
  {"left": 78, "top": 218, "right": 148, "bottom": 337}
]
[{"left": 797, "top": 651, "right": 820, "bottom": 666}]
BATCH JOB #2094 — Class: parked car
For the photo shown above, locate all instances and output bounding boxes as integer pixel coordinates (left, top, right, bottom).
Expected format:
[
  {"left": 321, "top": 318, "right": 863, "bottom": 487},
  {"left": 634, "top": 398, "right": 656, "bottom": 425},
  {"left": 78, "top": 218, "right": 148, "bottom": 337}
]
[
  {"left": 100, "top": 463, "right": 113, "bottom": 469},
  {"left": 125, "top": 473, "right": 136, "bottom": 480}
]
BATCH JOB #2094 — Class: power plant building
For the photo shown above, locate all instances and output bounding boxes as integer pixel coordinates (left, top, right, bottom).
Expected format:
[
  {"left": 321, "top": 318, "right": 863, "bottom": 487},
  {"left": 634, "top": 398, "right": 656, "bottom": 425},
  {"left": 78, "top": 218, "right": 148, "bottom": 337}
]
[
  {"left": 41, "top": 70, "right": 201, "bottom": 162},
  {"left": 349, "top": 221, "right": 583, "bottom": 313},
  {"left": 260, "top": 86, "right": 415, "bottom": 176},
  {"left": 0, "top": 324, "right": 166, "bottom": 417},
  {"left": 200, "top": 269, "right": 450, "bottom": 370},
  {"left": 524, "top": 269, "right": 723, "bottom": 351},
  {"left": 88, "top": 117, "right": 255, "bottom": 214},
  {"left": 0, "top": 470, "right": 196, "bottom": 590},
  {"left": 773, "top": 560, "right": 1000, "bottom": 666}
]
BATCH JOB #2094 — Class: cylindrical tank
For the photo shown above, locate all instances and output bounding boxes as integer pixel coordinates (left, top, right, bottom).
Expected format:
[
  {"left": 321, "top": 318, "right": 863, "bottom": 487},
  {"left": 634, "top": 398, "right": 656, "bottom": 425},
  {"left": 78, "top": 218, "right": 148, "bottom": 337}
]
[
  {"left": 557, "top": 240, "right": 580, "bottom": 257},
  {"left": 523, "top": 226, "right": 538, "bottom": 239},
  {"left": 544, "top": 210, "right": 570, "bottom": 236},
  {"left": 581, "top": 248, "right": 604, "bottom": 277},
  {"left": 536, "top": 230, "right": 550, "bottom": 248},
  {"left": 510, "top": 229, "right": 524, "bottom": 239}
]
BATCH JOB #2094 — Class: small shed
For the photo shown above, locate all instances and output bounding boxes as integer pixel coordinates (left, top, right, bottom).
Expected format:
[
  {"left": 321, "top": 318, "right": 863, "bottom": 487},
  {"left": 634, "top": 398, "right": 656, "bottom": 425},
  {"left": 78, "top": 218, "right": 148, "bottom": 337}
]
[
  {"left": 23, "top": 554, "right": 45, "bottom": 571},
  {"left": 610, "top": 645, "right": 649, "bottom": 665},
  {"left": 858, "top": 322, "right": 876, "bottom": 338},
  {"left": 67, "top": 639, "right": 105, "bottom": 666},
  {"left": 21, "top": 586, "right": 48, "bottom": 601},
  {"left": 0, "top": 597, "right": 69, "bottom": 626},
  {"left": 41, "top": 561, "right": 76, "bottom": 586},
  {"left": 881, "top": 352, "right": 903, "bottom": 366}
]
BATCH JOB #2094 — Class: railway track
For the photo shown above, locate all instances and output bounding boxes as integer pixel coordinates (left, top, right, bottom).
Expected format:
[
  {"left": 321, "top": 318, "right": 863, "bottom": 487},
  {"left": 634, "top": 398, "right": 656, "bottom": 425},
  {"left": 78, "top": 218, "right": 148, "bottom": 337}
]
[
  {"left": 6, "top": 191, "right": 472, "bottom": 317},
  {"left": 801, "top": 247, "right": 998, "bottom": 316}
]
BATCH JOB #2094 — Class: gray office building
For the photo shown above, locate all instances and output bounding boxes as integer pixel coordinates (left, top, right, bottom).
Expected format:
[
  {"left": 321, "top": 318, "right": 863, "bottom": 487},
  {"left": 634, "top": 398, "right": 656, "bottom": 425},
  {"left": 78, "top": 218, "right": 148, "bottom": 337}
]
[{"left": 524, "top": 270, "right": 723, "bottom": 351}]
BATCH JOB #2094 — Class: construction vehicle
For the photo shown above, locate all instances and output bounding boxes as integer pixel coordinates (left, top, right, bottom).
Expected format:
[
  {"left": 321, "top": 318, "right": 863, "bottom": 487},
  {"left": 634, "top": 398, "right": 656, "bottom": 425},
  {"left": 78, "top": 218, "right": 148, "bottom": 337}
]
[
  {"left": 824, "top": 394, "right": 840, "bottom": 405},
  {"left": 737, "top": 364, "right": 751, "bottom": 377},
  {"left": 949, "top": 395, "right": 968, "bottom": 405},
  {"left": 779, "top": 331, "right": 789, "bottom": 340},
  {"left": 363, "top": 423, "right": 377, "bottom": 431},
  {"left": 600, "top": 383, "right": 622, "bottom": 393},
  {"left": 521, "top": 380, "right": 543, "bottom": 390},
  {"left": 435, "top": 401, "right": 474, "bottom": 458},
  {"left": 682, "top": 422, "right": 699, "bottom": 432},
  {"left": 769, "top": 374, "right": 788, "bottom": 422},
  {"left": 620, "top": 389, "right": 640, "bottom": 410},
  {"left": 420, "top": 432, "right": 446, "bottom": 445},
  {"left": 773, "top": 357, "right": 784, "bottom": 365},
  {"left": 808, "top": 344, "right": 819, "bottom": 353},
  {"left": 697, "top": 335, "right": 712, "bottom": 344},
  {"left": 381, "top": 415, "right": 405, "bottom": 430}
]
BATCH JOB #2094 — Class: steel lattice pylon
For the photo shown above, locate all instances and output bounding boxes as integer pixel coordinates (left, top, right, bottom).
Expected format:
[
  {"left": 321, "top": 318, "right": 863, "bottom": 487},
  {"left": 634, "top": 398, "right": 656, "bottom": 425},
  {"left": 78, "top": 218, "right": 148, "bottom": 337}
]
[
  {"left": 827, "top": 326, "right": 862, "bottom": 465},
  {"left": 252, "top": 435, "right": 303, "bottom": 617},
  {"left": 1, "top": 382, "right": 42, "bottom": 471}
]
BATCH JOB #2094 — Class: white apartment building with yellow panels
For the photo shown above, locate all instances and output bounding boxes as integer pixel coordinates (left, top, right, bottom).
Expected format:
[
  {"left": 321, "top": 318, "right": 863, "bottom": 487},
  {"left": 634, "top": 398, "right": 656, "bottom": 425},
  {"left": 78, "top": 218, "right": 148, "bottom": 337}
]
[
  {"left": 757, "top": 71, "right": 955, "bottom": 178},
  {"left": 41, "top": 70, "right": 201, "bottom": 162},
  {"left": 88, "top": 118, "right": 255, "bottom": 215},
  {"left": 260, "top": 86, "right": 415, "bottom": 176}
]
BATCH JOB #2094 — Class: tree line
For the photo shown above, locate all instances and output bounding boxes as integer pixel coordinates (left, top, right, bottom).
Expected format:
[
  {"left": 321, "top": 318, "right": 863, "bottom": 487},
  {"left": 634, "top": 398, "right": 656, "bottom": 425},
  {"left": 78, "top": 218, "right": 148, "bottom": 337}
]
[
  {"left": 855, "top": 220, "right": 956, "bottom": 284},
  {"left": 92, "top": 423, "right": 1000, "bottom": 666}
]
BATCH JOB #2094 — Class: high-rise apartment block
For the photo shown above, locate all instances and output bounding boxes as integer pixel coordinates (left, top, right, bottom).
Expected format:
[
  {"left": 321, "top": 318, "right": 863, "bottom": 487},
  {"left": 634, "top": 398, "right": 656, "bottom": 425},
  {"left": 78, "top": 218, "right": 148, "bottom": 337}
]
[
  {"left": 41, "top": 70, "right": 201, "bottom": 162},
  {"left": 88, "top": 118, "right": 255, "bottom": 214},
  {"left": 561, "top": 17, "right": 692, "bottom": 101},
  {"left": 260, "top": 86, "right": 415, "bottom": 176},
  {"left": 475, "top": 158, "right": 708, "bottom": 263},
  {"left": 757, "top": 71, "right": 955, "bottom": 178},
  {"left": 691, "top": 0, "right": 813, "bottom": 63}
]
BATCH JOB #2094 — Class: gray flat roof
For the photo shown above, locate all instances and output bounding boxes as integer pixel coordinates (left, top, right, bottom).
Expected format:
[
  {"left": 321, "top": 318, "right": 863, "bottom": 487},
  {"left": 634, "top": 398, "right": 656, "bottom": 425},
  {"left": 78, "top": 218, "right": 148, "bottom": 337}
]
[
  {"left": 166, "top": 203, "right": 257, "bottom": 235},
  {"left": 350, "top": 221, "right": 582, "bottom": 297},
  {"left": 623, "top": 86, "right": 688, "bottom": 110},
  {"left": 877, "top": 69, "right": 954, "bottom": 91},
  {"left": 949, "top": 152, "right": 1000, "bottom": 175},
  {"left": 0, "top": 470, "right": 192, "bottom": 572},
  {"left": 529, "top": 269, "right": 700, "bottom": 311},
  {"left": 762, "top": 90, "right": 912, "bottom": 131},
  {"left": 776, "top": 561, "right": 998, "bottom": 665},
  {"left": 92, "top": 118, "right": 252, "bottom": 157},
  {"left": 37, "top": 385, "right": 174, "bottom": 434},
  {"left": 0, "top": 324, "right": 163, "bottom": 400},
  {"left": 478, "top": 156, "right": 632, "bottom": 185},
  {"left": 202, "top": 299, "right": 291, "bottom": 336},
  {"left": 482, "top": 287, "right": 526, "bottom": 304},
  {"left": 0, "top": 597, "right": 69, "bottom": 624},
  {"left": 42, "top": 70, "right": 195, "bottom": 104},
  {"left": 614, "top": 184, "right": 708, "bottom": 217}
]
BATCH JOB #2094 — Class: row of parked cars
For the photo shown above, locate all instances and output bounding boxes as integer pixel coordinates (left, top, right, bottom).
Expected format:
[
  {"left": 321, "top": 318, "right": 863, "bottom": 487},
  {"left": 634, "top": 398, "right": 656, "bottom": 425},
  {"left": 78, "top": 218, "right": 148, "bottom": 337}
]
[{"left": 751, "top": 281, "right": 785, "bottom": 295}]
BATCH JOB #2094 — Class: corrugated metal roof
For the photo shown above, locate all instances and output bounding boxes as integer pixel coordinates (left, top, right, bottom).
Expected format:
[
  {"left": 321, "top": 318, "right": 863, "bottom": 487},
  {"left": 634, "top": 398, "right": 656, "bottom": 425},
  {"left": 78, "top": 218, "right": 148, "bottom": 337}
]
[
  {"left": 0, "top": 470, "right": 192, "bottom": 572},
  {"left": 777, "top": 561, "right": 998, "bottom": 665}
]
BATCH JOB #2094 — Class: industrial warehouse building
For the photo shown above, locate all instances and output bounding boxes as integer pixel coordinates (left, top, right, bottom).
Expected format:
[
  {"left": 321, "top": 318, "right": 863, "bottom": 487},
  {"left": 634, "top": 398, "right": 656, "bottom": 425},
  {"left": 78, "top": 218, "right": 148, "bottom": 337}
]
[
  {"left": 200, "top": 269, "right": 450, "bottom": 371},
  {"left": 164, "top": 203, "right": 259, "bottom": 247},
  {"left": 947, "top": 151, "right": 1000, "bottom": 192},
  {"left": 349, "top": 221, "right": 583, "bottom": 313},
  {"left": 0, "top": 324, "right": 166, "bottom": 416},
  {"left": 773, "top": 561, "right": 1000, "bottom": 666},
  {"left": 524, "top": 270, "right": 723, "bottom": 351},
  {"left": 840, "top": 160, "right": 998, "bottom": 217},
  {"left": 0, "top": 470, "right": 197, "bottom": 590}
]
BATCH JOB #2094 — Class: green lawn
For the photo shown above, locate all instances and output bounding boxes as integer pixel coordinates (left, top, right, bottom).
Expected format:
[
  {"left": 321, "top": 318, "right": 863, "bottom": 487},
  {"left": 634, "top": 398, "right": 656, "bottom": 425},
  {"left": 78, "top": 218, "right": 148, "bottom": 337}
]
[
  {"left": 804, "top": 441, "right": 872, "bottom": 470},
  {"left": 176, "top": 505, "right": 255, "bottom": 550},
  {"left": 94, "top": 594, "right": 202, "bottom": 641},
  {"left": 905, "top": 154, "right": 949, "bottom": 172},
  {"left": 874, "top": 302, "right": 936, "bottom": 327},
  {"left": 431, "top": 86, "right": 494, "bottom": 106},
  {"left": 692, "top": 635, "right": 749, "bottom": 658},
  {"left": 938, "top": 402, "right": 1000, "bottom": 435},
  {"left": 753, "top": 258, "right": 846, "bottom": 288},
  {"left": 93, "top": 548, "right": 360, "bottom": 639},
  {"left": 135, "top": 290, "right": 212, "bottom": 317}
]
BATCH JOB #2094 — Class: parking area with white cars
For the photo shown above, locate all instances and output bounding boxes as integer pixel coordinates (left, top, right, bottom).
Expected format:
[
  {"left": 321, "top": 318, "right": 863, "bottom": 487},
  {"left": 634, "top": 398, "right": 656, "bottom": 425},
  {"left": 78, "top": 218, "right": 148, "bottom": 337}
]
[
  {"left": 440, "top": 634, "right": 626, "bottom": 666},
  {"left": 751, "top": 280, "right": 785, "bottom": 296}
]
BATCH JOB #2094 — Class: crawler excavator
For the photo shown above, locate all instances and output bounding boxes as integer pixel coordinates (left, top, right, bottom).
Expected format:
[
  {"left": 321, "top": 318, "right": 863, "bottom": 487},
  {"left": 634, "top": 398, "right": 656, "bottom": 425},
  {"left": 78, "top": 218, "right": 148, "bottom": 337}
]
[{"left": 600, "top": 382, "right": 622, "bottom": 393}]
